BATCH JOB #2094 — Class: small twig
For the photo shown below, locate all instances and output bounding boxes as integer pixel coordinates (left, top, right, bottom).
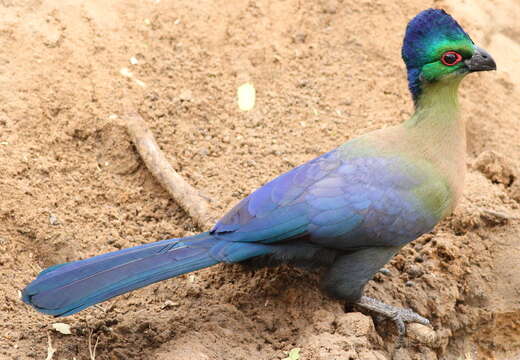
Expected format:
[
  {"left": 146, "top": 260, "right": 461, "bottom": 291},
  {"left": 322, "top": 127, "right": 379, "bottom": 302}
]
[
  {"left": 94, "top": 304, "right": 107, "bottom": 313},
  {"left": 88, "top": 329, "right": 99, "bottom": 360},
  {"left": 480, "top": 208, "right": 519, "bottom": 221},
  {"left": 124, "top": 112, "right": 214, "bottom": 229},
  {"left": 45, "top": 333, "right": 56, "bottom": 360},
  {"left": 94, "top": 300, "right": 116, "bottom": 314},
  {"left": 28, "top": 261, "right": 42, "bottom": 275}
]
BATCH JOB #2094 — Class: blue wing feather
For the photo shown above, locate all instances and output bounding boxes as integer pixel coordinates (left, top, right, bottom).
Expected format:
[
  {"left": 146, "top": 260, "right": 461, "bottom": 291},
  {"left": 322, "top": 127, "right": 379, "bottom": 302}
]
[{"left": 212, "top": 150, "right": 438, "bottom": 249}]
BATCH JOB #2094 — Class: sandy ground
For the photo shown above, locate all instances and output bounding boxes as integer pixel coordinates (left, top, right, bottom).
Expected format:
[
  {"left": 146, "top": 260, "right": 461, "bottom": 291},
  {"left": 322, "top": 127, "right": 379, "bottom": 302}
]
[{"left": 1, "top": 0, "right": 520, "bottom": 359}]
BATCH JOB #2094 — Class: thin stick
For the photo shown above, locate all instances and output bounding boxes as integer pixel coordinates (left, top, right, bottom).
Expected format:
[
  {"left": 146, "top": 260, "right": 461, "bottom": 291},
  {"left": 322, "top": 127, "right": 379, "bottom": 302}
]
[
  {"left": 45, "top": 333, "right": 56, "bottom": 360},
  {"left": 124, "top": 112, "right": 214, "bottom": 229},
  {"left": 88, "top": 329, "right": 100, "bottom": 360},
  {"left": 481, "top": 208, "right": 519, "bottom": 221}
]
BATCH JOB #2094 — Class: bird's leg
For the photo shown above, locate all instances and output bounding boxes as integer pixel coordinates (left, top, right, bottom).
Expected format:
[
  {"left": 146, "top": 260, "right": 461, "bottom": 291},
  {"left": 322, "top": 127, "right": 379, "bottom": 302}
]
[
  {"left": 355, "top": 295, "right": 430, "bottom": 346},
  {"left": 323, "top": 247, "right": 429, "bottom": 346}
]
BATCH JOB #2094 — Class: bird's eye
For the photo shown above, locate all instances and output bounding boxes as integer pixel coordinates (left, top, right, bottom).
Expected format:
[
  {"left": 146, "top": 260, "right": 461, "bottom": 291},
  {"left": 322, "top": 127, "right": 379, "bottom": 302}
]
[{"left": 441, "top": 51, "right": 463, "bottom": 66}]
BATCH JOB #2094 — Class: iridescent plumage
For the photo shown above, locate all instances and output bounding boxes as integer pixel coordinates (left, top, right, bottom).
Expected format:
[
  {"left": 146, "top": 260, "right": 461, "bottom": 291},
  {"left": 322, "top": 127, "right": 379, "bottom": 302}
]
[
  {"left": 22, "top": 8, "right": 496, "bottom": 341},
  {"left": 402, "top": 9, "right": 475, "bottom": 102}
]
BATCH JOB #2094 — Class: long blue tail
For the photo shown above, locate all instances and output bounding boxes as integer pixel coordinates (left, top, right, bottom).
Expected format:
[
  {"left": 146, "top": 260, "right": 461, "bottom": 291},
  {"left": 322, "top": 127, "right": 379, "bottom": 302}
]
[{"left": 22, "top": 232, "right": 261, "bottom": 317}]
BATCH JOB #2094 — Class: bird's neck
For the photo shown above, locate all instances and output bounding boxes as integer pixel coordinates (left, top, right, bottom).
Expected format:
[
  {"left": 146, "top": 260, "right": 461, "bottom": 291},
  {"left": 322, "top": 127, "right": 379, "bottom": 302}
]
[
  {"left": 404, "top": 77, "right": 463, "bottom": 131},
  {"left": 402, "top": 77, "right": 466, "bottom": 159},
  {"left": 402, "top": 77, "right": 467, "bottom": 212}
]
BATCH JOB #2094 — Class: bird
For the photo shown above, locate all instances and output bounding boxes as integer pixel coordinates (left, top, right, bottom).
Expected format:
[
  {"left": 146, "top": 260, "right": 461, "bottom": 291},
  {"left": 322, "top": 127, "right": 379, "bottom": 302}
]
[{"left": 22, "top": 9, "right": 496, "bottom": 342}]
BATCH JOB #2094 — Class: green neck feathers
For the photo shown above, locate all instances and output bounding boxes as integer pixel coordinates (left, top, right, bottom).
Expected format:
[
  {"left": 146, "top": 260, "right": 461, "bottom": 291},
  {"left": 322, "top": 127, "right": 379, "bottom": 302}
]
[{"left": 404, "top": 77, "right": 462, "bottom": 130}]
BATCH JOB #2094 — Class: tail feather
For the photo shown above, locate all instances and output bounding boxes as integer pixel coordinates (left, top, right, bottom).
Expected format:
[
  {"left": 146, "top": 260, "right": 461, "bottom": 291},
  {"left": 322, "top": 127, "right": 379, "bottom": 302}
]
[{"left": 23, "top": 232, "right": 220, "bottom": 316}]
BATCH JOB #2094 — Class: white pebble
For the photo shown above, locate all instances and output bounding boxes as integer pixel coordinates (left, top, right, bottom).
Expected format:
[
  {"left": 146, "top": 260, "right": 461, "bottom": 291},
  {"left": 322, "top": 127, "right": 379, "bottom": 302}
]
[
  {"left": 120, "top": 67, "right": 133, "bottom": 77},
  {"left": 52, "top": 323, "right": 72, "bottom": 335},
  {"left": 237, "top": 82, "right": 256, "bottom": 111}
]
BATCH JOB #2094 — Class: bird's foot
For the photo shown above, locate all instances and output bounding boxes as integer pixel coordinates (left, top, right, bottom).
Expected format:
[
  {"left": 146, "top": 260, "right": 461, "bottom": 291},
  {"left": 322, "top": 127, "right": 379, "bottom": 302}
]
[{"left": 354, "top": 296, "right": 430, "bottom": 347}]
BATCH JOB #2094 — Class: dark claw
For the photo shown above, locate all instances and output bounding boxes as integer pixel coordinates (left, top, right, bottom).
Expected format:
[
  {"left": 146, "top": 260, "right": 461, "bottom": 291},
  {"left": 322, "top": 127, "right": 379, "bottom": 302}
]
[{"left": 354, "top": 296, "right": 430, "bottom": 347}]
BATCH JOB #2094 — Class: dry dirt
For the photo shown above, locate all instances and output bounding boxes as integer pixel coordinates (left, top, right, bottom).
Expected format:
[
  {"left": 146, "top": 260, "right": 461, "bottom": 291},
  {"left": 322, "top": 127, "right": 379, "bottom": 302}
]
[{"left": 1, "top": 0, "right": 520, "bottom": 359}]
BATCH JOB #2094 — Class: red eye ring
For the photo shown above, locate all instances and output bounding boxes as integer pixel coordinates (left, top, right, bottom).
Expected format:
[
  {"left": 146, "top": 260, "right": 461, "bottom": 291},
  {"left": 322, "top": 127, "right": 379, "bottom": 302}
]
[{"left": 441, "top": 51, "right": 463, "bottom": 66}]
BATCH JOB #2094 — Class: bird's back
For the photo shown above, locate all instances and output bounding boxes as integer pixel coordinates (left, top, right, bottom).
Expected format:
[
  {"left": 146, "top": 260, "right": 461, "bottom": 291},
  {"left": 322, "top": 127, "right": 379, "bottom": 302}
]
[{"left": 211, "top": 129, "right": 452, "bottom": 253}]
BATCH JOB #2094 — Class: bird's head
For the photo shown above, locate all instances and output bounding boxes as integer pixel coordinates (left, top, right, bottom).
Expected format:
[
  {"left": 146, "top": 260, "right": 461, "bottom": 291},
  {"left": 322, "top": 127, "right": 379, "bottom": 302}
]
[{"left": 402, "top": 9, "right": 496, "bottom": 104}]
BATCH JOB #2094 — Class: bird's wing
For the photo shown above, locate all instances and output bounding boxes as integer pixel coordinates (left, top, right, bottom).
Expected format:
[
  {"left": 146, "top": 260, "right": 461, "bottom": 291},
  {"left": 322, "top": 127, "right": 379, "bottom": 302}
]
[
  {"left": 211, "top": 150, "right": 342, "bottom": 242},
  {"left": 211, "top": 150, "right": 439, "bottom": 250},
  {"left": 304, "top": 155, "right": 440, "bottom": 249}
]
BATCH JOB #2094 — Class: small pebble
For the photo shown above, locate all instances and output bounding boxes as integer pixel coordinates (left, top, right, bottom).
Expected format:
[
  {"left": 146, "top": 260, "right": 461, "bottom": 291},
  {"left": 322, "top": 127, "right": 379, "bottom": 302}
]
[
  {"left": 161, "top": 300, "right": 180, "bottom": 309},
  {"left": 237, "top": 83, "right": 256, "bottom": 111},
  {"left": 293, "top": 33, "right": 307, "bottom": 43},
  {"left": 179, "top": 89, "right": 193, "bottom": 102},
  {"left": 407, "top": 323, "right": 437, "bottom": 346},
  {"left": 406, "top": 264, "right": 424, "bottom": 278},
  {"left": 120, "top": 67, "right": 133, "bottom": 77},
  {"left": 52, "top": 323, "right": 72, "bottom": 335},
  {"left": 49, "top": 214, "right": 60, "bottom": 226},
  {"left": 197, "top": 147, "right": 209, "bottom": 156},
  {"left": 379, "top": 268, "right": 391, "bottom": 276}
]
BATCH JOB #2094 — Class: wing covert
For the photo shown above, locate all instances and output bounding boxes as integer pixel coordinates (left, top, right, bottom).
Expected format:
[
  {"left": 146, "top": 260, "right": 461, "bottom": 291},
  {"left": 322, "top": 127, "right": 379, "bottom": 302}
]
[{"left": 212, "top": 151, "right": 439, "bottom": 248}]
